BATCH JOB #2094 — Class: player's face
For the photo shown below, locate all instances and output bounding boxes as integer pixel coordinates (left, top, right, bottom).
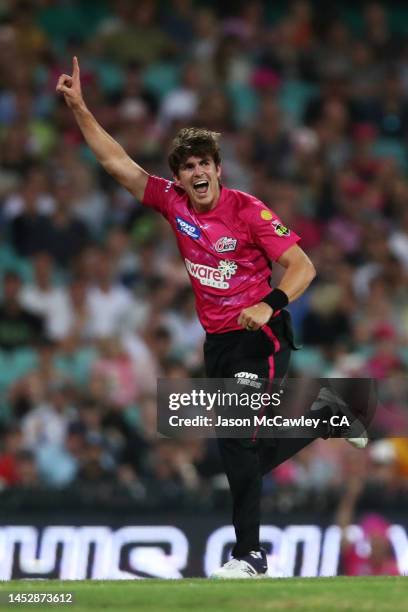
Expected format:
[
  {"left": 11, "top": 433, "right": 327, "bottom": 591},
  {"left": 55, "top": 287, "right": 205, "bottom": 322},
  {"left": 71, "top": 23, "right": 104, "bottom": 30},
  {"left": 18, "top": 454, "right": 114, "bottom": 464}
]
[{"left": 175, "top": 155, "right": 221, "bottom": 211}]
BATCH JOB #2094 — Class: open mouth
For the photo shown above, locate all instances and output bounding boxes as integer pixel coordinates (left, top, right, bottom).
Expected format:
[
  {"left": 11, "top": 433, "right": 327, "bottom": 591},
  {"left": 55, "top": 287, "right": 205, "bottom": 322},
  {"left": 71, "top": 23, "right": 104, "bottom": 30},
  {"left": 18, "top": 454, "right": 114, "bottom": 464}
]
[{"left": 193, "top": 180, "right": 209, "bottom": 195}]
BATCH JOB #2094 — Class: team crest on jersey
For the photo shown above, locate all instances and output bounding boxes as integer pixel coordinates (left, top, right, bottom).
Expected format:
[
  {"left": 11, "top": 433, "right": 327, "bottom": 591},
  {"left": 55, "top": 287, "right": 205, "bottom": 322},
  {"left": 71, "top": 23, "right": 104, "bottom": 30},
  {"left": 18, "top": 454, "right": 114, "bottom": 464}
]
[
  {"left": 272, "top": 220, "right": 290, "bottom": 237},
  {"left": 214, "top": 236, "right": 237, "bottom": 253},
  {"left": 185, "top": 259, "right": 237, "bottom": 289},
  {"left": 176, "top": 216, "right": 201, "bottom": 239}
]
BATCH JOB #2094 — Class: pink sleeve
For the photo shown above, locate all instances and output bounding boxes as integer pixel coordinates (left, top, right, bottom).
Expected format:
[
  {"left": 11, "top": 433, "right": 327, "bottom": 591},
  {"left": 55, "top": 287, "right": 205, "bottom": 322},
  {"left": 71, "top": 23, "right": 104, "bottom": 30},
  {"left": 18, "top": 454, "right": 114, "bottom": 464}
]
[
  {"left": 244, "top": 197, "right": 301, "bottom": 261},
  {"left": 142, "top": 175, "right": 174, "bottom": 216}
]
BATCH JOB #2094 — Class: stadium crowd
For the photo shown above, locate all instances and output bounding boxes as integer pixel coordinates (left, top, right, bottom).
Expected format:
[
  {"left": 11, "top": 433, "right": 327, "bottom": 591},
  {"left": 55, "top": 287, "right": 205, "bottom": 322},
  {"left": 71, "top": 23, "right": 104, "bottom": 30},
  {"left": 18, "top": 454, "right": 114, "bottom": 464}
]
[{"left": 0, "top": 0, "right": 407, "bottom": 528}]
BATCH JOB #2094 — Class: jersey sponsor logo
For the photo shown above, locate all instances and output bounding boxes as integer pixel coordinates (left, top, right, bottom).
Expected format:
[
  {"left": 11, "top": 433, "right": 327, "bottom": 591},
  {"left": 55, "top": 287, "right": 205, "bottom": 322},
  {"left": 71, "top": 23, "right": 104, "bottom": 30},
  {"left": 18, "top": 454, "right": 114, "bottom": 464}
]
[
  {"left": 234, "top": 372, "right": 259, "bottom": 380},
  {"left": 185, "top": 259, "right": 237, "bottom": 289},
  {"left": 261, "top": 210, "right": 273, "bottom": 221},
  {"left": 214, "top": 237, "right": 237, "bottom": 253},
  {"left": 272, "top": 220, "right": 290, "bottom": 237},
  {"left": 176, "top": 217, "right": 201, "bottom": 239}
]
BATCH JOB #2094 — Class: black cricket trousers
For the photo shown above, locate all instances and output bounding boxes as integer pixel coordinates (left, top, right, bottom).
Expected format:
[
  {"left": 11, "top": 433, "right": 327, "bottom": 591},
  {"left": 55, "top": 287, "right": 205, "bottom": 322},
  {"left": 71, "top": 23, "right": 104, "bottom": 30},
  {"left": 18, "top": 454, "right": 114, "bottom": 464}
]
[{"left": 204, "top": 310, "right": 312, "bottom": 557}]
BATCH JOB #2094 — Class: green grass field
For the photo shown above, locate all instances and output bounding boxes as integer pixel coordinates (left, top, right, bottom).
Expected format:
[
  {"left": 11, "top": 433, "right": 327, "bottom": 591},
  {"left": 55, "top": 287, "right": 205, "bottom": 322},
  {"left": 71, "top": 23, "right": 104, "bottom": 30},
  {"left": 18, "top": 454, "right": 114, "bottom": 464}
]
[{"left": 0, "top": 577, "right": 407, "bottom": 611}]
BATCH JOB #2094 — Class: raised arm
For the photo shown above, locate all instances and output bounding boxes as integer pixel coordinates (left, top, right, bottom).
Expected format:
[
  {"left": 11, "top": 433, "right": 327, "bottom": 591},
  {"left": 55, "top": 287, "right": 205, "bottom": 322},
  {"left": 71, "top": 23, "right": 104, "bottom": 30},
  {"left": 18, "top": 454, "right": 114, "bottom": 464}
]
[{"left": 56, "top": 57, "right": 148, "bottom": 201}]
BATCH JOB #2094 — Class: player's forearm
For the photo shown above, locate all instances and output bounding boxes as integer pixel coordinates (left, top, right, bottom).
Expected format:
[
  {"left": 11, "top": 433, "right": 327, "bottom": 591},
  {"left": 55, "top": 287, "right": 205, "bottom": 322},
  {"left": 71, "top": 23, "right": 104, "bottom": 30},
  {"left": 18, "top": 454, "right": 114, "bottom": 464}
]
[
  {"left": 71, "top": 103, "right": 148, "bottom": 195},
  {"left": 72, "top": 103, "right": 122, "bottom": 165}
]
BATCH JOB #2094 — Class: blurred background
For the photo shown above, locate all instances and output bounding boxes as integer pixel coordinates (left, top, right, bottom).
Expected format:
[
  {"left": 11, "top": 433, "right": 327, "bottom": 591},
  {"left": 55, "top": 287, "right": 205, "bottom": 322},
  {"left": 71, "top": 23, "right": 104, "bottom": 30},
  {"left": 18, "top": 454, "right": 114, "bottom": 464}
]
[{"left": 0, "top": 0, "right": 407, "bottom": 578}]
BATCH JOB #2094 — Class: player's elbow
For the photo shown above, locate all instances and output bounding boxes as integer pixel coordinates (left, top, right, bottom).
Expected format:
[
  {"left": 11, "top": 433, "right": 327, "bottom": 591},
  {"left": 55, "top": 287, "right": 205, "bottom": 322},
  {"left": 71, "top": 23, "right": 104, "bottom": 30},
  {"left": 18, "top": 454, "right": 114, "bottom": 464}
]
[
  {"left": 307, "top": 259, "right": 317, "bottom": 283},
  {"left": 301, "top": 258, "right": 316, "bottom": 288},
  {"left": 279, "top": 246, "right": 316, "bottom": 288}
]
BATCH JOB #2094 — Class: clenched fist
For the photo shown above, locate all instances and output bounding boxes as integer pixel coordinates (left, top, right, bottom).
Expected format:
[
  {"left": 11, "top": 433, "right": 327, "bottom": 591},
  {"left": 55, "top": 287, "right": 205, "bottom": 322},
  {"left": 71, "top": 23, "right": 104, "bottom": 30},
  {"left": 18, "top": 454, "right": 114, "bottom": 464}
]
[
  {"left": 238, "top": 302, "right": 273, "bottom": 331},
  {"left": 56, "top": 56, "right": 84, "bottom": 110}
]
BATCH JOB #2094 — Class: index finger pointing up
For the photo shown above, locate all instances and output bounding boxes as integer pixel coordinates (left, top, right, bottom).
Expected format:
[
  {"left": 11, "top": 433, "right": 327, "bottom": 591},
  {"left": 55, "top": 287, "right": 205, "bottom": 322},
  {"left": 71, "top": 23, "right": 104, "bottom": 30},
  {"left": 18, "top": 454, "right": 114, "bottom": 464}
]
[{"left": 72, "top": 56, "right": 80, "bottom": 80}]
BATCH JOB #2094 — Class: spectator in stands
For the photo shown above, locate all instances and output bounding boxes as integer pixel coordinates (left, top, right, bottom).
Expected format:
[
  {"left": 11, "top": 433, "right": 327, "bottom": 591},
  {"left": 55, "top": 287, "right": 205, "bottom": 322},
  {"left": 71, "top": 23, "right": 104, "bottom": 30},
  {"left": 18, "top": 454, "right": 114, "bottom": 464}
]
[
  {"left": 73, "top": 433, "right": 117, "bottom": 502},
  {"left": 21, "top": 381, "right": 77, "bottom": 449},
  {"left": 147, "top": 439, "right": 201, "bottom": 500},
  {"left": 43, "top": 179, "right": 90, "bottom": 267},
  {"left": 86, "top": 249, "right": 137, "bottom": 339},
  {"left": 15, "top": 449, "right": 40, "bottom": 489},
  {"left": 164, "top": 286, "right": 205, "bottom": 364},
  {"left": 92, "top": 337, "right": 139, "bottom": 407},
  {"left": 159, "top": 62, "right": 201, "bottom": 130},
  {"left": 35, "top": 421, "right": 87, "bottom": 488},
  {"left": 69, "top": 163, "right": 109, "bottom": 237},
  {"left": 94, "top": 0, "right": 172, "bottom": 65},
  {"left": 51, "top": 277, "right": 92, "bottom": 342},
  {"left": 336, "top": 476, "right": 399, "bottom": 576},
  {"left": 3, "top": 166, "right": 54, "bottom": 220},
  {"left": 20, "top": 252, "right": 67, "bottom": 340},
  {"left": 105, "top": 226, "right": 140, "bottom": 288},
  {"left": 9, "top": 184, "right": 52, "bottom": 258},
  {"left": 0, "top": 425, "right": 24, "bottom": 487},
  {"left": 0, "top": 271, "right": 44, "bottom": 351}
]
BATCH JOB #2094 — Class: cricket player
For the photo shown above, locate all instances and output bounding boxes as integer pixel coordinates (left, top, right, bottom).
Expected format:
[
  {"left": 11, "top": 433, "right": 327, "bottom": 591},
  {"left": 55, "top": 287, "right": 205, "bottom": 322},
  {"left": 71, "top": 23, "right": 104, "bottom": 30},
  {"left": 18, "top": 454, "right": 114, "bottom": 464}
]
[{"left": 57, "top": 58, "right": 366, "bottom": 578}]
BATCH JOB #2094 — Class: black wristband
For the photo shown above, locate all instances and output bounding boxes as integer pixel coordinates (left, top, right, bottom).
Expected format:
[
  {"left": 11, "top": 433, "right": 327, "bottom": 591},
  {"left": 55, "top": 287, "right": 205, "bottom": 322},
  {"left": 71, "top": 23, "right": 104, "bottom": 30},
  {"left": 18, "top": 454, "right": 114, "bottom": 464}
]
[{"left": 262, "top": 288, "right": 289, "bottom": 311}]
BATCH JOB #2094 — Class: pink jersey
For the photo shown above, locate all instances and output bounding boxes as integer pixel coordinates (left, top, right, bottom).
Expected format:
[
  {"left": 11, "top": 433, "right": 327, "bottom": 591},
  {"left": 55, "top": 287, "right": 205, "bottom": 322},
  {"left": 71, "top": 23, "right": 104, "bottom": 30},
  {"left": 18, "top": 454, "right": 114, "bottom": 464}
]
[{"left": 142, "top": 175, "right": 300, "bottom": 333}]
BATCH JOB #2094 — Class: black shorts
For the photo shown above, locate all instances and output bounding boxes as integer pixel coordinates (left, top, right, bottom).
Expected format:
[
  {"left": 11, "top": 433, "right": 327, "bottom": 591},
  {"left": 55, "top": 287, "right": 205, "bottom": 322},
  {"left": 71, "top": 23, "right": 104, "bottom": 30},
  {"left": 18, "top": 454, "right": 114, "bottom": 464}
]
[{"left": 204, "top": 310, "right": 297, "bottom": 381}]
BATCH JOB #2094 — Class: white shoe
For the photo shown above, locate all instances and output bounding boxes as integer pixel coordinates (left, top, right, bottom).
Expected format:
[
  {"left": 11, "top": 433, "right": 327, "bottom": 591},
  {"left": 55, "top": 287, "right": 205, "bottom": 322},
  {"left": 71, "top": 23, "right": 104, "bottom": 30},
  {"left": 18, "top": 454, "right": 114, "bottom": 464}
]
[
  {"left": 342, "top": 404, "right": 369, "bottom": 449},
  {"left": 211, "top": 551, "right": 267, "bottom": 579},
  {"left": 313, "top": 386, "right": 369, "bottom": 449},
  {"left": 346, "top": 434, "right": 368, "bottom": 449}
]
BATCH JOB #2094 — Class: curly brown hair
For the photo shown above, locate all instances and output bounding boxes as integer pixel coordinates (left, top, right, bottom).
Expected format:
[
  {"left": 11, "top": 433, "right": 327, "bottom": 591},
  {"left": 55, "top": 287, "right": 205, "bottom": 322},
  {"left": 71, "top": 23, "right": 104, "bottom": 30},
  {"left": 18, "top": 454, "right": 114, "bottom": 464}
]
[{"left": 168, "top": 127, "right": 221, "bottom": 176}]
